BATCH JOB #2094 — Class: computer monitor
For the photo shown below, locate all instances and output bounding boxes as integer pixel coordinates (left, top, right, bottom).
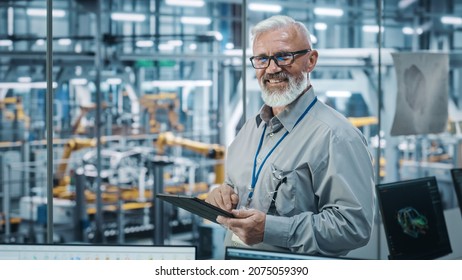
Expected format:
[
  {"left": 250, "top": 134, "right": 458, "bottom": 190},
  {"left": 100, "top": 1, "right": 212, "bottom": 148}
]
[
  {"left": 225, "top": 247, "right": 353, "bottom": 260},
  {"left": 450, "top": 168, "right": 462, "bottom": 217},
  {"left": 0, "top": 244, "right": 196, "bottom": 260},
  {"left": 376, "top": 176, "right": 452, "bottom": 260}
]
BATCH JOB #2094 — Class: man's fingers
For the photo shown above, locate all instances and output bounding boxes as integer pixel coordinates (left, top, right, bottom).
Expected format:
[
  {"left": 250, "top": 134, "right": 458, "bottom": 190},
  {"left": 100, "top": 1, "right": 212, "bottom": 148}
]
[{"left": 231, "top": 208, "right": 254, "bottom": 218}]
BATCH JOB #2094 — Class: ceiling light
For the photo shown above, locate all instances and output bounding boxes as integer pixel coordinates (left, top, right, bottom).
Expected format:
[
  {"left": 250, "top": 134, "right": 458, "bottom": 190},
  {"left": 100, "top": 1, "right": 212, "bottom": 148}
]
[
  {"left": 144, "top": 80, "right": 212, "bottom": 89},
  {"left": 35, "top": 39, "right": 45, "bottom": 46},
  {"left": 136, "top": 40, "right": 154, "bottom": 48},
  {"left": 58, "top": 38, "right": 72, "bottom": 46},
  {"left": 165, "top": 0, "right": 204, "bottom": 7},
  {"left": 314, "top": 22, "right": 327, "bottom": 30},
  {"left": 313, "top": 8, "right": 344, "bottom": 17},
  {"left": 70, "top": 78, "right": 88, "bottom": 85},
  {"left": 0, "top": 82, "right": 57, "bottom": 89},
  {"left": 362, "top": 25, "right": 384, "bottom": 33},
  {"left": 248, "top": 3, "right": 282, "bottom": 13},
  {"left": 0, "top": 40, "right": 13, "bottom": 47},
  {"left": 168, "top": 40, "right": 183, "bottom": 47},
  {"left": 18, "top": 77, "right": 32, "bottom": 83},
  {"left": 225, "top": 43, "right": 234, "bottom": 49},
  {"left": 111, "top": 12, "right": 146, "bottom": 22},
  {"left": 107, "top": 78, "right": 122, "bottom": 85},
  {"left": 441, "top": 16, "right": 462, "bottom": 25},
  {"left": 158, "top": 43, "right": 175, "bottom": 51},
  {"left": 326, "top": 91, "right": 352, "bottom": 98},
  {"left": 26, "top": 8, "right": 66, "bottom": 17},
  {"left": 180, "top": 16, "right": 211, "bottom": 25},
  {"left": 402, "top": 27, "right": 423, "bottom": 35},
  {"left": 310, "top": 34, "right": 318, "bottom": 44},
  {"left": 189, "top": 43, "right": 197, "bottom": 50}
]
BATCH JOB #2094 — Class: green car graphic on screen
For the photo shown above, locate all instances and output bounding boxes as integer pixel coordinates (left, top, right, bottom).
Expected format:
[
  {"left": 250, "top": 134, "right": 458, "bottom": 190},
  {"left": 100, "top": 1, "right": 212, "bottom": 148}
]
[{"left": 397, "top": 207, "right": 429, "bottom": 238}]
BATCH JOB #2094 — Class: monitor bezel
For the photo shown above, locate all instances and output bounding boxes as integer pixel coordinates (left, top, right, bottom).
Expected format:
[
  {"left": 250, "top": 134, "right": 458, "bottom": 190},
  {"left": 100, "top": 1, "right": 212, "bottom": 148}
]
[
  {"left": 224, "top": 246, "right": 357, "bottom": 260},
  {"left": 0, "top": 243, "right": 197, "bottom": 260},
  {"left": 450, "top": 168, "right": 462, "bottom": 218},
  {"left": 376, "top": 176, "right": 452, "bottom": 260}
]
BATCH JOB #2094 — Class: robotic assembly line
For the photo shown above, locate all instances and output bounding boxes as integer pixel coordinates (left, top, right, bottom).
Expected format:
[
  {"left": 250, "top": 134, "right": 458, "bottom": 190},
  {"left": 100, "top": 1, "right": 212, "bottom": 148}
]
[{"left": 0, "top": 81, "right": 225, "bottom": 250}]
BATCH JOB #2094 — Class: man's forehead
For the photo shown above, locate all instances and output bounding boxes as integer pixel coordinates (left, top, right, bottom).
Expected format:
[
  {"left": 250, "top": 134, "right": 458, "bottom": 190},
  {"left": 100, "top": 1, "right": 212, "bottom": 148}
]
[{"left": 253, "top": 27, "right": 301, "bottom": 53}]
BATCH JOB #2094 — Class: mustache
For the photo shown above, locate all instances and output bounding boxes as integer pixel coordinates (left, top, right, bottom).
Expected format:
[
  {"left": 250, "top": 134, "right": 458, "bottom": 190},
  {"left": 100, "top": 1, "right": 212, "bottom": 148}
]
[{"left": 262, "top": 72, "right": 289, "bottom": 80}]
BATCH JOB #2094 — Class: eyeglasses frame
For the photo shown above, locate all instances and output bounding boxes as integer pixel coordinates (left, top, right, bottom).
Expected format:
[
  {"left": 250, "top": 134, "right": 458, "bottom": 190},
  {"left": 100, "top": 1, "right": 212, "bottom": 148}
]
[{"left": 249, "top": 49, "right": 311, "bottom": 69}]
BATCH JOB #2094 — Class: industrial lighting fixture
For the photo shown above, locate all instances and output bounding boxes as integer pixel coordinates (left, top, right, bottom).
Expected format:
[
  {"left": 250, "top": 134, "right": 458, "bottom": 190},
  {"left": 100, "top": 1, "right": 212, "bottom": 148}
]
[
  {"left": 165, "top": 0, "right": 204, "bottom": 7},
  {"left": 35, "top": 39, "right": 45, "bottom": 46},
  {"left": 248, "top": 3, "right": 282, "bottom": 13},
  {"left": 325, "top": 90, "right": 352, "bottom": 98},
  {"left": 441, "top": 16, "right": 462, "bottom": 25},
  {"left": 111, "top": 12, "right": 146, "bottom": 22},
  {"left": 144, "top": 80, "right": 212, "bottom": 89},
  {"left": 313, "top": 8, "right": 344, "bottom": 17},
  {"left": 158, "top": 43, "right": 175, "bottom": 51},
  {"left": 189, "top": 43, "right": 197, "bottom": 50},
  {"left": 18, "top": 77, "right": 32, "bottom": 83},
  {"left": 402, "top": 27, "right": 423, "bottom": 35},
  {"left": 0, "top": 39, "right": 13, "bottom": 47},
  {"left": 26, "top": 8, "right": 66, "bottom": 17},
  {"left": 106, "top": 78, "right": 122, "bottom": 85},
  {"left": 136, "top": 40, "right": 154, "bottom": 48},
  {"left": 58, "top": 38, "right": 72, "bottom": 46},
  {"left": 225, "top": 42, "right": 234, "bottom": 49},
  {"left": 180, "top": 16, "right": 211, "bottom": 25},
  {"left": 310, "top": 34, "right": 318, "bottom": 44},
  {"left": 362, "top": 25, "right": 384, "bottom": 33},
  {"left": 70, "top": 78, "right": 88, "bottom": 85},
  {"left": 167, "top": 40, "right": 183, "bottom": 47},
  {"left": 314, "top": 22, "right": 327, "bottom": 30},
  {"left": 0, "top": 82, "right": 57, "bottom": 89}
]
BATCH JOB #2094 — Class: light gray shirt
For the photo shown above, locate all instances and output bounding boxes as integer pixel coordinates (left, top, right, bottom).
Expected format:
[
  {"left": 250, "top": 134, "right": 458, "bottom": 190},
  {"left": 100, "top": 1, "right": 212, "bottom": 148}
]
[{"left": 223, "top": 87, "right": 375, "bottom": 256}]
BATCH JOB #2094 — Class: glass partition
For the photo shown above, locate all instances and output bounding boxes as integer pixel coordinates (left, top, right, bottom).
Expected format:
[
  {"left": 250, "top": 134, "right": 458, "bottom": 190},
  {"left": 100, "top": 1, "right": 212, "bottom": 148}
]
[{"left": 1, "top": 0, "right": 461, "bottom": 260}]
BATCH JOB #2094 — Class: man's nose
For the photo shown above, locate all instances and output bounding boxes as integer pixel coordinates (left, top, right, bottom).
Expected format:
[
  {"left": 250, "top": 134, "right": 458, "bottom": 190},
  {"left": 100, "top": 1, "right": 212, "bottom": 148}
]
[{"left": 266, "top": 57, "right": 281, "bottom": 73}]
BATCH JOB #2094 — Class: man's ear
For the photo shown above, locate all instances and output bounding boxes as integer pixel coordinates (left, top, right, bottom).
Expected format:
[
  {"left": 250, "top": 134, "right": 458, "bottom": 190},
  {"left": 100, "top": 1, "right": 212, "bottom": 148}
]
[{"left": 306, "top": 50, "right": 318, "bottom": 72}]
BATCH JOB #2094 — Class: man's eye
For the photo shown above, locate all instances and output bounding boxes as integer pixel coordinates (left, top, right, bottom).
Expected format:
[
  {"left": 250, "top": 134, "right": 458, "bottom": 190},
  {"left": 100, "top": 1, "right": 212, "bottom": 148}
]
[
  {"left": 257, "top": 57, "right": 268, "bottom": 62},
  {"left": 276, "top": 54, "right": 291, "bottom": 61}
]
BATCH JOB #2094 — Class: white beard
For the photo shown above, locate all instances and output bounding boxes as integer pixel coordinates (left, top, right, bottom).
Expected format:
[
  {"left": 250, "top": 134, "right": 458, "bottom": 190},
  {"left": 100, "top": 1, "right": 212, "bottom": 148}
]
[{"left": 260, "top": 72, "right": 308, "bottom": 107}]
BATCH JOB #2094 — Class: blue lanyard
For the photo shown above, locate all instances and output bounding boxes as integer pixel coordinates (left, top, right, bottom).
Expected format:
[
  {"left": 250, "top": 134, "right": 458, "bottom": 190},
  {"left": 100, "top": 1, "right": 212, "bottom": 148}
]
[{"left": 245, "top": 96, "right": 318, "bottom": 208}]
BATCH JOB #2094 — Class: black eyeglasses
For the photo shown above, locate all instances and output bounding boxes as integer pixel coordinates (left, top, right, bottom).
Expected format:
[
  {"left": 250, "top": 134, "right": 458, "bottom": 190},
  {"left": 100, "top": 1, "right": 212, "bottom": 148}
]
[{"left": 249, "top": 49, "right": 311, "bottom": 69}]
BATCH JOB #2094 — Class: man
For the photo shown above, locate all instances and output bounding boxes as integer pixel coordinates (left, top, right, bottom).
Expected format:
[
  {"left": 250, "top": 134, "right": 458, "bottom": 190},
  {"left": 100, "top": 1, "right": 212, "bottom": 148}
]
[{"left": 206, "top": 15, "right": 375, "bottom": 256}]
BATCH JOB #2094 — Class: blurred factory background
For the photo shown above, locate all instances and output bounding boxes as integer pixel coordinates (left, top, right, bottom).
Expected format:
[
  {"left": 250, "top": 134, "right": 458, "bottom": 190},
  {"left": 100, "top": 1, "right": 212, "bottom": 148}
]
[{"left": 0, "top": 0, "right": 462, "bottom": 260}]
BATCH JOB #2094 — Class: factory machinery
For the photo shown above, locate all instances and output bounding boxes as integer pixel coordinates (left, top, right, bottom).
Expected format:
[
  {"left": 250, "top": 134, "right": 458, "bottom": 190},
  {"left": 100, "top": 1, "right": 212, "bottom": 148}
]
[{"left": 0, "top": 84, "right": 225, "bottom": 246}]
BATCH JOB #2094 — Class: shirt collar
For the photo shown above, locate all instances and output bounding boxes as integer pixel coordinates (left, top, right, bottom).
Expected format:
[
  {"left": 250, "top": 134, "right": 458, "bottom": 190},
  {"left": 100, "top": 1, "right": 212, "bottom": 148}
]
[{"left": 255, "top": 85, "right": 316, "bottom": 133}]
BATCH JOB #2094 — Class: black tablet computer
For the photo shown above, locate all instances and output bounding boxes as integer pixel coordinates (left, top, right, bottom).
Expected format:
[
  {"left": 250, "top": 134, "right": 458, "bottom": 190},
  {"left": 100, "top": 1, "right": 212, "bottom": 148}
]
[{"left": 156, "top": 193, "right": 234, "bottom": 223}]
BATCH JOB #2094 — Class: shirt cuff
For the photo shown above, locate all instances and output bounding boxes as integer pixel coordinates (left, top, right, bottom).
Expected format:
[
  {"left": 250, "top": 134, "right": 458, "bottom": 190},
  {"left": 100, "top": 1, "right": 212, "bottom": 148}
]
[{"left": 263, "top": 215, "right": 291, "bottom": 248}]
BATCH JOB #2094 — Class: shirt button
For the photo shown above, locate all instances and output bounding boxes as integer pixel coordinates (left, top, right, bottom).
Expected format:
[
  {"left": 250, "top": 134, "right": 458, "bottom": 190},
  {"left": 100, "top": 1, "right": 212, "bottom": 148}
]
[
  {"left": 269, "top": 133, "right": 274, "bottom": 137},
  {"left": 257, "top": 158, "right": 262, "bottom": 163}
]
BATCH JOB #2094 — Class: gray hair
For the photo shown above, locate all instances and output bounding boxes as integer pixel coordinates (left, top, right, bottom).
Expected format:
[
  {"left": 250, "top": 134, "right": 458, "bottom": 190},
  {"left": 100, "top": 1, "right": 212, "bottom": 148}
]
[{"left": 250, "top": 15, "right": 312, "bottom": 47}]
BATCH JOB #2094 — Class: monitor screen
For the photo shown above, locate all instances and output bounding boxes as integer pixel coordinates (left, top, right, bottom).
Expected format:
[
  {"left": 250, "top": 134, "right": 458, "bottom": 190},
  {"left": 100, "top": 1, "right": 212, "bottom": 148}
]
[
  {"left": 376, "top": 176, "right": 452, "bottom": 260},
  {"left": 225, "top": 247, "right": 353, "bottom": 260},
  {"left": 450, "top": 168, "right": 462, "bottom": 217},
  {"left": 0, "top": 244, "right": 196, "bottom": 260}
]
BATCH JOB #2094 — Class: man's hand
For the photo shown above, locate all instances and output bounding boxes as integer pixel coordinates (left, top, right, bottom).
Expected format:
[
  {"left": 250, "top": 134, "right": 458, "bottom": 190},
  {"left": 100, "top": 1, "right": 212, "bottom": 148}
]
[
  {"left": 217, "top": 208, "right": 266, "bottom": 246},
  {"left": 205, "top": 184, "right": 239, "bottom": 212}
]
